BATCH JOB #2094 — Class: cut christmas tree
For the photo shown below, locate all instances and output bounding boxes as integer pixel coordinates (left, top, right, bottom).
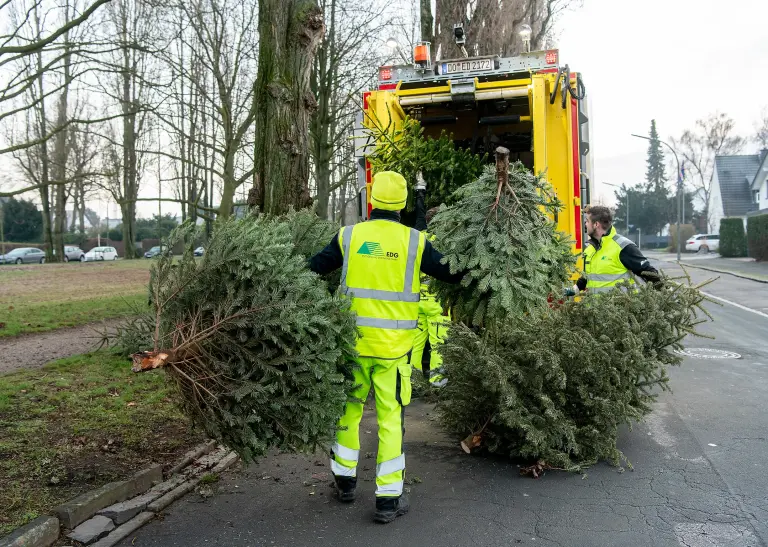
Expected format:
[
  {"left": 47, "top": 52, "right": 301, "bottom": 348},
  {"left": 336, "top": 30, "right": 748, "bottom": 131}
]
[
  {"left": 437, "top": 276, "right": 711, "bottom": 471},
  {"left": 429, "top": 147, "right": 576, "bottom": 327},
  {"left": 427, "top": 147, "right": 712, "bottom": 471},
  {"left": 130, "top": 213, "right": 357, "bottom": 462}
]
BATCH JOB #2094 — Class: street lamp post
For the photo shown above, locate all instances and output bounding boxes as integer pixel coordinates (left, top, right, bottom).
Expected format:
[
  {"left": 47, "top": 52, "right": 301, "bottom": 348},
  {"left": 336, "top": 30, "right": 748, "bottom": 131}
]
[
  {"left": 604, "top": 182, "right": 629, "bottom": 234},
  {"left": 385, "top": 37, "right": 411, "bottom": 65},
  {"left": 631, "top": 133, "right": 682, "bottom": 262}
]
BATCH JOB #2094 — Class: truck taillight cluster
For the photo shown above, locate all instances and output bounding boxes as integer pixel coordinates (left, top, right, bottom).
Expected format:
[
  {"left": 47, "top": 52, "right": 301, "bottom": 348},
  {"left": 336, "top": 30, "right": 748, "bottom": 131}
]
[{"left": 545, "top": 50, "right": 558, "bottom": 65}]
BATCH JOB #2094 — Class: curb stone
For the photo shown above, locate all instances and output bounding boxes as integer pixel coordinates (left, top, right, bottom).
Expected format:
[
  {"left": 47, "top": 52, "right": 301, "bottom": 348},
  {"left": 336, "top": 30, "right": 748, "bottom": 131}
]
[
  {"left": 0, "top": 440, "right": 239, "bottom": 547},
  {"left": 66, "top": 515, "right": 115, "bottom": 544},
  {"left": 0, "top": 516, "right": 59, "bottom": 547},
  {"left": 92, "top": 451, "right": 240, "bottom": 547},
  {"left": 54, "top": 465, "right": 162, "bottom": 529},
  {"left": 679, "top": 262, "right": 768, "bottom": 284},
  {"left": 146, "top": 477, "right": 202, "bottom": 513},
  {"left": 89, "top": 512, "right": 155, "bottom": 547},
  {"left": 167, "top": 440, "right": 217, "bottom": 476}
]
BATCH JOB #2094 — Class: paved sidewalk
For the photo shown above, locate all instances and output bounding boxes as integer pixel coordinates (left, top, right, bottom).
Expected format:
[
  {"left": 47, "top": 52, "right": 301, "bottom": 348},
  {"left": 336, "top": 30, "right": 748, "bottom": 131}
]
[{"left": 645, "top": 251, "right": 768, "bottom": 283}]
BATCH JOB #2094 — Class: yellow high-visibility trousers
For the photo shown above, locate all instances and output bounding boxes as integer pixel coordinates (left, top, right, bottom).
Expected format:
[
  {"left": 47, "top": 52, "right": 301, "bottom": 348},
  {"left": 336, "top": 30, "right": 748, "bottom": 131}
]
[
  {"left": 410, "top": 313, "right": 450, "bottom": 386},
  {"left": 330, "top": 355, "right": 411, "bottom": 498}
]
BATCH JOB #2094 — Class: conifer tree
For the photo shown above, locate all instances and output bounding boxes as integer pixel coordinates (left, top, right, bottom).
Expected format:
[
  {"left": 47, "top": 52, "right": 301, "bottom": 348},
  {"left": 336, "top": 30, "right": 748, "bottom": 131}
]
[
  {"left": 437, "top": 277, "right": 710, "bottom": 471},
  {"left": 429, "top": 149, "right": 576, "bottom": 327},
  {"left": 646, "top": 120, "right": 668, "bottom": 190},
  {"left": 429, "top": 148, "right": 711, "bottom": 472},
  {"left": 131, "top": 214, "right": 357, "bottom": 462}
]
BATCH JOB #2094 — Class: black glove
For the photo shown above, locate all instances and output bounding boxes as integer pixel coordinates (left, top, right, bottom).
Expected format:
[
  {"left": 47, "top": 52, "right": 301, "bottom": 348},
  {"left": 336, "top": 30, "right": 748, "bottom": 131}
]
[{"left": 576, "top": 277, "right": 587, "bottom": 291}]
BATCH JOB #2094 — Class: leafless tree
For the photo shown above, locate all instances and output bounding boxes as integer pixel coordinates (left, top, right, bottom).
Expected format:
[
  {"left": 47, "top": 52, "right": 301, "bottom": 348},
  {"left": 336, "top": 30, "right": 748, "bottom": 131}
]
[
  {"left": 671, "top": 112, "right": 745, "bottom": 232},
  {"left": 88, "top": 0, "right": 159, "bottom": 256},
  {"left": 0, "top": 0, "right": 112, "bottom": 157},
  {"left": 310, "top": 0, "right": 390, "bottom": 219},
  {"left": 149, "top": 0, "right": 259, "bottom": 220},
  {"left": 67, "top": 121, "right": 101, "bottom": 235},
  {"left": 755, "top": 107, "right": 768, "bottom": 150},
  {"left": 432, "top": 0, "right": 579, "bottom": 60}
]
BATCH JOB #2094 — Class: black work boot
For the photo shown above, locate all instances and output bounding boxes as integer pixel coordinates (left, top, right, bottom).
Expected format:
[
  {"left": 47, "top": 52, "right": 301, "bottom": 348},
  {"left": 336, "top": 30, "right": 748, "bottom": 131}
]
[
  {"left": 373, "top": 495, "right": 410, "bottom": 524},
  {"left": 334, "top": 476, "right": 357, "bottom": 503}
]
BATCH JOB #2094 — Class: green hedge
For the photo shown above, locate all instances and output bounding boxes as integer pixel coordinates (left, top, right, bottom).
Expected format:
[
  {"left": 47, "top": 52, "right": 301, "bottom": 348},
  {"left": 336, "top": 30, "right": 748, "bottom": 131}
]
[
  {"left": 719, "top": 218, "right": 747, "bottom": 257},
  {"left": 747, "top": 214, "right": 768, "bottom": 262}
]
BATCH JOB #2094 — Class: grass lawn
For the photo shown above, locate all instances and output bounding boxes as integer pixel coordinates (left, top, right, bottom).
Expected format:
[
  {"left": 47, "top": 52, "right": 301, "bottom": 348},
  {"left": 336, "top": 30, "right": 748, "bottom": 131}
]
[
  {"left": 0, "top": 260, "right": 151, "bottom": 337},
  {"left": 0, "top": 352, "right": 205, "bottom": 536}
]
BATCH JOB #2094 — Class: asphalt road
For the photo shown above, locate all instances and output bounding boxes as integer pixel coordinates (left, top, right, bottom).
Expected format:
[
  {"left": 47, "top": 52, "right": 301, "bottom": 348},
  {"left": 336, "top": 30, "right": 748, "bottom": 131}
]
[{"left": 119, "top": 259, "right": 768, "bottom": 547}]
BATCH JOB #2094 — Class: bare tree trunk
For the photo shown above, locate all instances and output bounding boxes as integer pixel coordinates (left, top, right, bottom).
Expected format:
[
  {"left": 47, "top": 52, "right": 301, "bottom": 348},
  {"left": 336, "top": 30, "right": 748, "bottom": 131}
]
[
  {"left": 78, "top": 185, "right": 86, "bottom": 233},
  {"left": 420, "top": 0, "right": 433, "bottom": 43},
  {"left": 69, "top": 183, "right": 79, "bottom": 232},
  {"left": 433, "top": 0, "right": 566, "bottom": 59},
  {"left": 51, "top": 3, "right": 74, "bottom": 262},
  {"left": 119, "top": 2, "right": 139, "bottom": 256},
  {"left": 311, "top": 0, "right": 335, "bottom": 219},
  {"left": 33, "top": 6, "right": 54, "bottom": 254},
  {"left": 253, "top": 0, "right": 324, "bottom": 215}
]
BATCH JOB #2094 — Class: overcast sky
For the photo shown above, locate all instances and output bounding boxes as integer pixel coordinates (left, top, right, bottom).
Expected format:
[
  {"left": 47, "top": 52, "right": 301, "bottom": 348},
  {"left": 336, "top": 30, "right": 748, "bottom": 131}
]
[
  {"left": 556, "top": 0, "right": 768, "bottom": 205},
  {"left": 4, "top": 0, "right": 767, "bottom": 220}
]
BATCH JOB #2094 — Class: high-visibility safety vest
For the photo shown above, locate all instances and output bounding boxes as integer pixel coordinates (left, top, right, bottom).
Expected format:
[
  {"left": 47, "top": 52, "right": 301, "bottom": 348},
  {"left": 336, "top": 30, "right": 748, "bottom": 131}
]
[
  {"left": 583, "top": 226, "right": 636, "bottom": 294},
  {"left": 339, "top": 219, "right": 426, "bottom": 359},
  {"left": 418, "top": 232, "right": 444, "bottom": 317}
]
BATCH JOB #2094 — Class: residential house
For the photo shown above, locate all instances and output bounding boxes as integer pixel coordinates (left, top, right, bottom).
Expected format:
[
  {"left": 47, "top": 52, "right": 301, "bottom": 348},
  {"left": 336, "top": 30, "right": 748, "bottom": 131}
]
[
  {"left": 750, "top": 149, "right": 768, "bottom": 215},
  {"left": 709, "top": 153, "right": 761, "bottom": 233}
]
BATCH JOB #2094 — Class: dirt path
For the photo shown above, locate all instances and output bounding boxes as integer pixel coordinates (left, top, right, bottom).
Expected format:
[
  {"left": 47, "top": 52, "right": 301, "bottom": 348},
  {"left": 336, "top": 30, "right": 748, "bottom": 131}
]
[{"left": 0, "top": 319, "right": 124, "bottom": 374}]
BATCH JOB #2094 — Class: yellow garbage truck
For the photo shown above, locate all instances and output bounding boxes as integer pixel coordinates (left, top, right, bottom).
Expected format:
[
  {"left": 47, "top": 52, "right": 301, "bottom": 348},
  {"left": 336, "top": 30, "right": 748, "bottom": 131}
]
[{"left": 354, "top": 45, "right": 592, "bottom": 253}]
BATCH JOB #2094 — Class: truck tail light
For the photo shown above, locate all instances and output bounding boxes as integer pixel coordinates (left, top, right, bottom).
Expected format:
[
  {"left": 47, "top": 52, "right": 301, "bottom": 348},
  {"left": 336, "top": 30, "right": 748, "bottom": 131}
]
[{"left": 545, "top": 50, "right": 558, "bottom": 65}]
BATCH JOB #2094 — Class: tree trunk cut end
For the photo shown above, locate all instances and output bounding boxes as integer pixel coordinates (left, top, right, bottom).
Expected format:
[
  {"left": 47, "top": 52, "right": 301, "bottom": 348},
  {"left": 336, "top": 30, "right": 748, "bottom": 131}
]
[
  {"left": 495, "top": 146, "right": 510, "bottom": 188},
  {"left": 461, "top": 433, "right": 482, "bottom": 454},
  {"left": 131, "top": 351, "right": 173, "bottom": 372}
]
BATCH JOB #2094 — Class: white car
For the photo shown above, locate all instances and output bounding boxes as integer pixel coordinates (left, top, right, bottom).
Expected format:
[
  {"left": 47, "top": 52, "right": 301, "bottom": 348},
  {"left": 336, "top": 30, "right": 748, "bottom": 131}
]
[
  {"left": 84, "top": 246, "right": 119, "bottom": 261},
  {"left": 685, "top": 234, "right": 719, "bottom": 253}
]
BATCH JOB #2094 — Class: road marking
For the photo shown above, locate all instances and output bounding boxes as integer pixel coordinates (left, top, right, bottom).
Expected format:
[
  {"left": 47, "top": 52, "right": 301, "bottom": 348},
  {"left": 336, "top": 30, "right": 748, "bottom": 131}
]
[
  {"left": 701, "top": 291, "right": 768, "bottom": 320},
  {"left": 673, "top": 348, "right": 742, "bottom": 359}
]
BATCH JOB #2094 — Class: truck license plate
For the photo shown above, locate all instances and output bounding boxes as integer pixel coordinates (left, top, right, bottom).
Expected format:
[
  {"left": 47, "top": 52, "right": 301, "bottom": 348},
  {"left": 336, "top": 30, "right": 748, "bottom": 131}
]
[{"left": 443, "top": 58, "right": 492, "bottom": 75}]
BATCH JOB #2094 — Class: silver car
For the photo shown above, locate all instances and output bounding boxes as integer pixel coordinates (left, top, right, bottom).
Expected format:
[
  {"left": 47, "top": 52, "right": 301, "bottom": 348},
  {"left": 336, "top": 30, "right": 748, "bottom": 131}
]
[
  {"left": 0, "top": 247, "right": 46, "bottom": 264},
  {"left": 63, "top": 246, "right": 86, "bottom": 262}
]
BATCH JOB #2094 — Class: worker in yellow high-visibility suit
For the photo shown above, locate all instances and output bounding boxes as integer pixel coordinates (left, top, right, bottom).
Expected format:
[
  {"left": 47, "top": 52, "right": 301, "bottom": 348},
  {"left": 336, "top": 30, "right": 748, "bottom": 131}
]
[
  {"left": 577, "top": 205, "right": 660, "bottom": 294},
  {"left": 410, "top": 176, "right": 450, "bottom": 387},
  {"left": 309, "top": 171, "right": 464, "bottom": 524}
]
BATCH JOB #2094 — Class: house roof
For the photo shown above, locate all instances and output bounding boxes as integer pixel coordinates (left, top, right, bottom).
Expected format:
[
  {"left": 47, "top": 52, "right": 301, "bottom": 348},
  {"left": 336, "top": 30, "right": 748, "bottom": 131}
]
[{"left": 714, "top": 154, "right": 760, "bottom": 217}]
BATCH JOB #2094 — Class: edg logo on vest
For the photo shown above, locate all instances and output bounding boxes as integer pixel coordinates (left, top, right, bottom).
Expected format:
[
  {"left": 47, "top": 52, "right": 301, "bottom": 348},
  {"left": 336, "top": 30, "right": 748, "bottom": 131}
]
[{"left": 357, "top": 241, "right": 399, "bottom": 260}]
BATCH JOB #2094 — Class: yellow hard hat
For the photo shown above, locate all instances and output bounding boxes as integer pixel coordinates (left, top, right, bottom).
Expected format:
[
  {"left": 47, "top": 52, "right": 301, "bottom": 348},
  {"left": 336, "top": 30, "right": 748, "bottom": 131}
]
[{"left": 370, "top": 171, "right": 408, "bottom": 211}]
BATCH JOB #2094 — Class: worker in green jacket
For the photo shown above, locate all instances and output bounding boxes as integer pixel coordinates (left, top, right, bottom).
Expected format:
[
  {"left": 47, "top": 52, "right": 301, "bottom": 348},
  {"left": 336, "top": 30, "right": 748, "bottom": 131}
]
[{"left": 309, "top": 171, "right": 463, "bottom": 523}]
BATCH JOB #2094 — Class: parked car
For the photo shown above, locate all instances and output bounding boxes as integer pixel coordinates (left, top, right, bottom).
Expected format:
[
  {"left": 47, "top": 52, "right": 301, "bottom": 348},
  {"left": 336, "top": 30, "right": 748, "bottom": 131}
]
[
  {"left": 194, "top": 246, "right": 205, "bottom": 257},
  {"left": 144, "top": 245, "right": 169, "bottom": 258},
  {"left": 685, "top": 234, "right": 720, "bottom": 253},
  {"left": 84, "top": 246, "right": 119, "bottom": 261},
  {"left": 0, "top": 247, "right": 46, "bottom": 264},
  {"left": 55, "top": 246, "right": 86, "bottom": 262}
]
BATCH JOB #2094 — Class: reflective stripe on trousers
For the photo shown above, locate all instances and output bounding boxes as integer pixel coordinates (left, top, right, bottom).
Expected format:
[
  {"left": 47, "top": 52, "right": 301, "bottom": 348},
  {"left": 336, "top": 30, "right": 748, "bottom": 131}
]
[
  {"left": 332, "top": 355, "right": 409, "bottom": 498},
  {"left": 330, "top": 442, "right": 359, "bottom": 477}
]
